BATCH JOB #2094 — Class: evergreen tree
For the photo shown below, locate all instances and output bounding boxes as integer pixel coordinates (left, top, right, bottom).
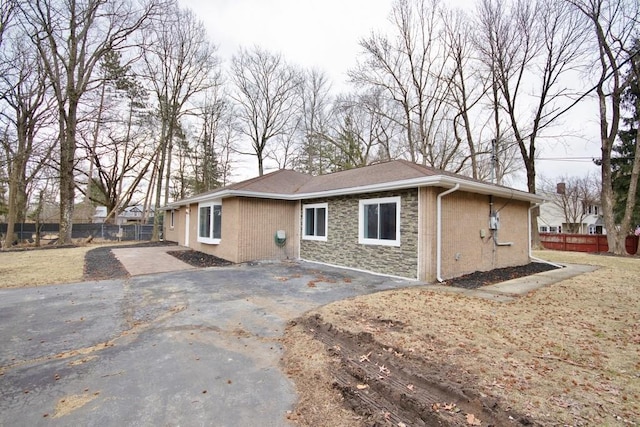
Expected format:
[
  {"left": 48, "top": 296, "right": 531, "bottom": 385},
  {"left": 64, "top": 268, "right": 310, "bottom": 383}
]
[{"left": 612, "top": 40, "right": 640, "bottom": 227}]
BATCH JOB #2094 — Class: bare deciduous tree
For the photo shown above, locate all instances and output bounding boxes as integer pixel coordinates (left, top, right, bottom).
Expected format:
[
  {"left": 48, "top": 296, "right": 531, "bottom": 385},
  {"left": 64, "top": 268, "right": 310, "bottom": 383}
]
[
  {"left": 477, "top": 0, "right": 586, "bottom": 194},
  {"left": 294, "top": 68, "right": 334, "bottom": 175},
  {"left": 350, "top": 0, "right": 458, "bottom": 170},
  {"left": 76, "top": 54, "right": 158, "bottom": 225},
  {"left": 477, "top": 0, "right": 587, "bottom": 247},
  {"left": 190, "top": 86, "right": 235, "bottom": 191},
  {"left": 0, "top": 0, "right": 16, "bottom": 48},
  {"left": 567, "top": 0, "right": 640, "bottom": 254},
  {"left": 319, "top": 92, "right": 392, "bottom": 170},
  {"left": 141, "top": 1, "right": 219, "bottom": 239},
  {"left": 541, "top": 174, "right": 601, "bottom": 233},
  {"left": 19, "top": 0, "right": 161, "bottom": 244},
  {"left": 0, "top": 31, "right": 54, "bottom": 248},
  {"left": 442, "top": 8, "right": 489, "bottom": 179},
  {"left": 230, "top": 46, "right": 303, "bottom": 176}
]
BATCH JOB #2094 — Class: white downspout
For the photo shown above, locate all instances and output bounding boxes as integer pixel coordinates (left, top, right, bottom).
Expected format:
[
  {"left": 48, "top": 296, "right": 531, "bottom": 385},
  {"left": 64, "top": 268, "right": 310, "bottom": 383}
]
[
  {"left": 529, "top": 202, "right": 564, "bottom": 268},
  {"left": 437, "top": 184, "right": 460, "bottom": 283}
]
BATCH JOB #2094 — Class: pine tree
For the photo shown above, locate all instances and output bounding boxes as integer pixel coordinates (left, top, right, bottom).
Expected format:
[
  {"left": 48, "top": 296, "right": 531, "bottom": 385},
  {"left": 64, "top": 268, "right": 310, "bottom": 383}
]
[{"left": 612, "top": 40, "right": 640, "bottom": 227}]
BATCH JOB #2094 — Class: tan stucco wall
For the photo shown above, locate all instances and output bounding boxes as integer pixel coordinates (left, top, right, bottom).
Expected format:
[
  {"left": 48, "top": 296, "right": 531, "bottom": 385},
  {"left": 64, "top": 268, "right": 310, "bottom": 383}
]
[
  {"left": 431, "top": 189, "right": 530, "bottom": 281},
  {"left": 183, "top": 197, "right": 298, "bottom": 263}
]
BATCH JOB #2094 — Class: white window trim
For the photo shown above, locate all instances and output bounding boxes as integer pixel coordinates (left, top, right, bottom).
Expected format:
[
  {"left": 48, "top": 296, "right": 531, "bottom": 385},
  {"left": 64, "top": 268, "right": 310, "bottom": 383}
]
[
  {"left": 358, "top": 196, "right": 401, "bottom": 247},
  {"left": 170, "top": 210, "right": 175, "bottom": 229},
  {"left": 197, "top": 200, "right": 222, "bottom": 244},
  {"left": 302, "top": 202, "right": 328, "bottom": 241}
]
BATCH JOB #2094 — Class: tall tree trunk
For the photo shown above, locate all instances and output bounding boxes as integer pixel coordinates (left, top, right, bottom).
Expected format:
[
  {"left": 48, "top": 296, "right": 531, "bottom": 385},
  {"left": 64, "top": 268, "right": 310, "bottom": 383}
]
[
  {"left": 59, "top": 101, "right": 78, "bottom": 245},
  {"left": 3, "top": 158, "right": 22, "bottom": 248},
  {"left": 151, "top": 121, "right": 168, "bottom": 241}
]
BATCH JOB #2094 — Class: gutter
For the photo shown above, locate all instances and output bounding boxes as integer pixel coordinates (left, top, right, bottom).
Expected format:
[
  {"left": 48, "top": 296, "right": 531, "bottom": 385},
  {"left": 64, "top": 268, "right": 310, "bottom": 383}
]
[
  {"left": 528, "top": 202, "right": 564, "bottom": 268},
  {"left": 436, "top": 184, "right": 460, "bottom": 283}
]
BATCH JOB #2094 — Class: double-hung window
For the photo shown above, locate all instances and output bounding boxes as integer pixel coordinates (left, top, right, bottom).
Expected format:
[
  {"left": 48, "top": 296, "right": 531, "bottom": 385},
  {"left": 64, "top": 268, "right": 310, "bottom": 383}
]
[
  {"left": 358, "top": 196, "right": 401, "bottom": 246},
  {"left": 302, "top": 203, "right": 328, "bottom": 241},
  {"left": 197, "top": 201, "right": 222, "bottom": 244}
]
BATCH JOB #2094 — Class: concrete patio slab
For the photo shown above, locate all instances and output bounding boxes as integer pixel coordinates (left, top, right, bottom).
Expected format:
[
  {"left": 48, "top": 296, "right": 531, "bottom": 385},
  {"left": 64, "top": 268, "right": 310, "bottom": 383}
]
[{"left": 111, "top": 245, "right": 194, "bottom": 276}]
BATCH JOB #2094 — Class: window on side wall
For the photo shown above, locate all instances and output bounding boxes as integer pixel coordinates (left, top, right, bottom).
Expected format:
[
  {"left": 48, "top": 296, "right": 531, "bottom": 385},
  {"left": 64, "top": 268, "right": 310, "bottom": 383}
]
[
  {"left": 170, "top": 210, "right": 175, "bottom": 229},
  {"left": 358, "top": 196, "right": 401, "bottom": 246},
  {"left": 302, "top": 203, "right": 328, "bottom": 241},
  {"left": 539, "top": 226, "right": 548, "bottom": 233},
  {"left": 197, "top": 201, "right": 222, "bottom": 244}
]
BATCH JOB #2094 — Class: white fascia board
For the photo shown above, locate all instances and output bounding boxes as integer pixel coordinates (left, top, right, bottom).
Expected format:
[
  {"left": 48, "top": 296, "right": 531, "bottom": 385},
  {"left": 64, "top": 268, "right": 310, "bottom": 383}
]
[{"left": 164, "top": 175, "right": 546, "bottom": 209}]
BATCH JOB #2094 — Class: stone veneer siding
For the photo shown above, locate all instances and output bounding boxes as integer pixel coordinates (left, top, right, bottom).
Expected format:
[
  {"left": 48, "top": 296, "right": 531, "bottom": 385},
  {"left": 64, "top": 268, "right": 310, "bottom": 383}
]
[{"left": 300, "top": 189, "right": 419, "bottom": 279}]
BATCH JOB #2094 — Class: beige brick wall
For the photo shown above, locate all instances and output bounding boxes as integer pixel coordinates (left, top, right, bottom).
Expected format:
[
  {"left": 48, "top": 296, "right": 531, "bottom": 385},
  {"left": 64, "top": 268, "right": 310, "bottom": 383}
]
[
  {"left": 418, "top": 187, "right": 437, "bottom": 281},
  {"left": 236, "top": 198, "right": 299, "bottom": 262},
  {"left": 185, "top": 197, "right": 298, "bottom": 263},
  {"left": 163, "top": 208, "right": 185, "bottom": 245},
  {"left": 435, "top": 190, "right": 530, "bottom": 281},
  {"left": 187, "top": 198, "right": 238, "bottom": 262}
]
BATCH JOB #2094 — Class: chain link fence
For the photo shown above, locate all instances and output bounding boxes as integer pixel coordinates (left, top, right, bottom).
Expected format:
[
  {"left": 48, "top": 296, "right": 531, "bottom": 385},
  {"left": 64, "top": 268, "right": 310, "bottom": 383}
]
[{"left": 0, "top": 223, "right": 158, "bottom": 244}]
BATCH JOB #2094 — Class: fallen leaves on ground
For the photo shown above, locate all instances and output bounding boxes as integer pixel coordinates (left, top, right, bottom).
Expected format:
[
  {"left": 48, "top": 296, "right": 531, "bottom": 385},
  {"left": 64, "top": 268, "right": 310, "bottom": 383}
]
[{"left": 284, "top": 250, "right": 640, "bottom": 426}]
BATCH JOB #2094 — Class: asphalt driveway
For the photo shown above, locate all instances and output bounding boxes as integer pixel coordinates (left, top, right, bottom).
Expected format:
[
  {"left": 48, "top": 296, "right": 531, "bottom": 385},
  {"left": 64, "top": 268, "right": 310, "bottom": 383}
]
[{"left": 0, "top": 260, "right": 413, "bottom": 426}]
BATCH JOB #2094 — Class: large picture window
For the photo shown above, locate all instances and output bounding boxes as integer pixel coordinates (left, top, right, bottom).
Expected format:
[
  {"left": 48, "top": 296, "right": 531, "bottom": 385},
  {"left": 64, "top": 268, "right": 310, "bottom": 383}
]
[
  {"left": 302, "top": 203, "right": 328, "bottom": 241},
  {"left": 358, "top": 196, "right": 401, "bottom": 246},
  {"left": 197, "top": 201, "right": 222, "bottom": 244}
]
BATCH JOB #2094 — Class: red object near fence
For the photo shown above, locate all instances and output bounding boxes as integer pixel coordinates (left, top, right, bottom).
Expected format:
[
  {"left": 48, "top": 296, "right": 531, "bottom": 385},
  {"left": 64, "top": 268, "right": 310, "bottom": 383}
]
[{"left": 540, "top": 233, "right": 639, "bottom": 255}]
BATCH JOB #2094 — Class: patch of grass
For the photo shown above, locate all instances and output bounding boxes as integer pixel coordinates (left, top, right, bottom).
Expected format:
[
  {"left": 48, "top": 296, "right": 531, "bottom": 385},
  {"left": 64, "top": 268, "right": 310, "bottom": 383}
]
[{"left": 0, "top": 243, "right": 118, "bottom": 289}]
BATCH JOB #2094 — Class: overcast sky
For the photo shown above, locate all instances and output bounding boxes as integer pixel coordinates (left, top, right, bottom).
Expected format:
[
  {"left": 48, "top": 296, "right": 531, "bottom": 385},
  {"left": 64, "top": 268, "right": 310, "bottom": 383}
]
[
  {"left": 179, "top": 0, "right": 395, "bottom": 88},
  {"left": 178, "top": 0, "right": 602, "bottom": 188}
]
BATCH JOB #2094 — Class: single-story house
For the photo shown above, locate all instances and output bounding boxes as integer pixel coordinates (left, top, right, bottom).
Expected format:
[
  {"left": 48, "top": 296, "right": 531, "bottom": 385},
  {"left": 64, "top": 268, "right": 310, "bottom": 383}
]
[{"left": 163, "top": 160, "right": 545, "bottom": 282}]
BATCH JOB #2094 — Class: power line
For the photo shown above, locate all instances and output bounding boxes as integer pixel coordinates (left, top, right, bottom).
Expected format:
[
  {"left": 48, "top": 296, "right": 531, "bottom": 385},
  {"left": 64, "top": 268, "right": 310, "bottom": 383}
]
[{"left": 537, "top": 156, "right": 598, "bottom": 162}]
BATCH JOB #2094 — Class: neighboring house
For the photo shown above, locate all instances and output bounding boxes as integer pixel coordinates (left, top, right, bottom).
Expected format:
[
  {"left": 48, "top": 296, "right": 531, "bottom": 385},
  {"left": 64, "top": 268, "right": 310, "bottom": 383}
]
[
  {"left": 93, "top": 205, "right": 154, "bottom": 225},
  {"left": 164, "top": 160, "right": 544, "bottom": 282},
  {"left": 537, "top": 197, "right": 605, "bottom": 235}
]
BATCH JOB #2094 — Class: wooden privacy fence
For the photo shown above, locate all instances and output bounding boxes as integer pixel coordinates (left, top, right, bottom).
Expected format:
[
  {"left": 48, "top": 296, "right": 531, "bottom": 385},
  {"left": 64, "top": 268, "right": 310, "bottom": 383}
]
[{"left": 540, "top": 233, "right": 639, "bottom": 255}]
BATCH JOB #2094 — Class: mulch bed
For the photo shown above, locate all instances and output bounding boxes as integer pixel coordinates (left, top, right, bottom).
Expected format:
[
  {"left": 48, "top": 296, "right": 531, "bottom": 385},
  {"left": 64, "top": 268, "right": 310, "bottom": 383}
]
[
  {"left": 167, "top": 250, "right": 233, "bottom": 267},
  {"left": 82, "top": 242, "right": 232, "bottom": 280},
  {"left": 443, "top": 262, "right": 559, "bottom": 289},
  {"left": 83, "top": 241, "right": 177, "bottom": 281}
]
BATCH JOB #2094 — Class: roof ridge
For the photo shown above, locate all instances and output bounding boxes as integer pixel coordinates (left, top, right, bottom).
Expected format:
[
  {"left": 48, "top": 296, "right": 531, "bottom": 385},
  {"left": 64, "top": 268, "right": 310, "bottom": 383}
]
[
  {"left": 393, "top": 159, "right": 441, "bottom": 174},
  {"left": 231, "top": 169, "right": 310, "bottom": 190}
]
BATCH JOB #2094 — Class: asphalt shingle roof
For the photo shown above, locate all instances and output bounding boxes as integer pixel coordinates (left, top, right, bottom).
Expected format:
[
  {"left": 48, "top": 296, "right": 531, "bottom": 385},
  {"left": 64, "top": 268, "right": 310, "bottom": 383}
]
[{"left": 166, "top": 160, "right": 543, "bottom": 207}]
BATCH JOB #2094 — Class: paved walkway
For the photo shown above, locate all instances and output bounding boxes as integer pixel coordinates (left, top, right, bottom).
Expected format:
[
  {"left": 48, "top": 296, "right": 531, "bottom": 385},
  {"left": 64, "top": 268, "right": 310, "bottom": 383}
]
[
  {"left": 428, "top": 263, "right": 599, "bottom": 302},
  {"left": 111, "top": 245, "right": 194, "bottom": 276}
]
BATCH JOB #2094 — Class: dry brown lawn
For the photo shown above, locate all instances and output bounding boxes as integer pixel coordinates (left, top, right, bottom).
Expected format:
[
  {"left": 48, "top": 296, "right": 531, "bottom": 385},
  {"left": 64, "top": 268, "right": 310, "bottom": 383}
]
[
  {"left": 283, "top": 250, "right": 640, "bottom": 426},
  {"left": 0, "top": 242, "right": 125, "bottom": 289}
]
